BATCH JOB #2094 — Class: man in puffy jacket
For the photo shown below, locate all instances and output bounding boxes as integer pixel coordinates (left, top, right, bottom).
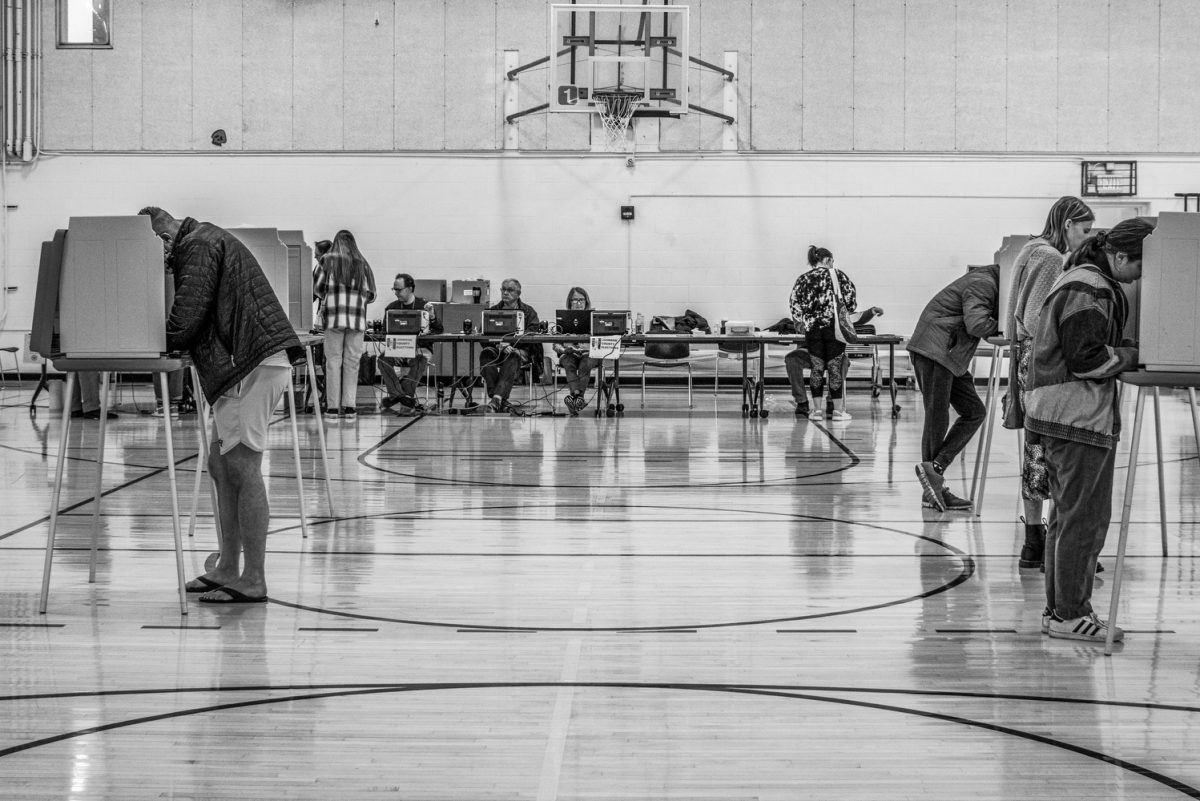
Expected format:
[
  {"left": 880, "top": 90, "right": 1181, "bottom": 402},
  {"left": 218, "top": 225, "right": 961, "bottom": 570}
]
[
  {"left": 906, "top": 264, "right": 999, "bottom": 512},
  {"left": 141, "top": 206, "right": 303, "bottom": 605}
]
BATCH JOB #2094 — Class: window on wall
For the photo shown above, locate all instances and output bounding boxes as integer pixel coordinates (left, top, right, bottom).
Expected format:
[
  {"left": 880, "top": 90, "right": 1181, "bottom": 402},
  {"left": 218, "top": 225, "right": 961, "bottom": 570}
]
[{"left": 57, "top": 0, "right": 111, "bottom": 48}]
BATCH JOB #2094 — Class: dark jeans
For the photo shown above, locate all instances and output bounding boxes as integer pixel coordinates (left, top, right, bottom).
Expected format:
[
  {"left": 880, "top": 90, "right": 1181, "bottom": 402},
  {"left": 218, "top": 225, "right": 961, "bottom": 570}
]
[
  {"left": 911, "top": 352, "right": 985, "bottom": 469},
  {"left": 378, "top": 352, "right": 430, "bottom": 399},
  {"left": 783, "top": 349, "right": 811, "bottom": 410},
  {"left": 804, "top": 326, "right": 847, "bottom": 404},
  {"left": 1043, "top": 435, "right": 1116, "bottom": 619},
  {"left": 559, "top": 351, "right": 597, "bottom": 394},
  {"left": 480, "top": 346, "right": 526, "bottom": 401}
]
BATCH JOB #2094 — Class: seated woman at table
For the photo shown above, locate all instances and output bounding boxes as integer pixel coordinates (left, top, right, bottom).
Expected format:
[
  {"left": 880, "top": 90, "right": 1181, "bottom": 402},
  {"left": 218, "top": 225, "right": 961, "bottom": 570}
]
[
  {"left": 555, "top": 286, "right": 598, "bottom": 415},
  {"left": 783, "top": 305, "right": 883, "bottom": 418}
]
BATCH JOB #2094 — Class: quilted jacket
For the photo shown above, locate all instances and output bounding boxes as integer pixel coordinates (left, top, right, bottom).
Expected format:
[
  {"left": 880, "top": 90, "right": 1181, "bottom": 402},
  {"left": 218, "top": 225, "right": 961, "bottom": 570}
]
[
  {"left": 906, "top": 264, "right": 999, "bottom": 377},
  {"left": 166, "top": 218, "right": 303, "bottom": 403}
]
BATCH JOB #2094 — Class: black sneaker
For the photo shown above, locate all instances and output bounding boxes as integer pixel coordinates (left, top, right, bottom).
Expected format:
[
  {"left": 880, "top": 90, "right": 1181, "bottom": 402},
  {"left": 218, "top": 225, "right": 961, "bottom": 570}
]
[
  {"left": 794, "top": 404, "right": 810, "bottom": 417},
  {"left": 915, "top": 461, "right": 946, "bottom": 512},
  {"left": 1019, "top": 516, "right": 1046, "bottom": 569},
  {"left": 341, "top": 406, "right": 357, "bottom": 418},
  {"left": 941, "top": 489, "right": 972, "bottom": 511}
]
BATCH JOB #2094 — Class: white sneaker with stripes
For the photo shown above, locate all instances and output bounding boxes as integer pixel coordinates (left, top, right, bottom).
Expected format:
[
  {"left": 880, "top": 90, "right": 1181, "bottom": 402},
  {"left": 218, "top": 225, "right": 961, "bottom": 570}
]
[{"left": 1047, "top": 612, "right": 1124, "bottom": 642}]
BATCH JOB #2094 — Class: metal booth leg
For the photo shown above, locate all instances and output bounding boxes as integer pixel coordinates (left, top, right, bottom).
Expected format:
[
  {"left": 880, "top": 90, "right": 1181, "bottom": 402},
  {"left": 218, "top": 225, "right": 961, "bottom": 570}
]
[
  {"left": 286, "top": 377, "right": 309, "bottom": 539},
  {"left": 969, "top": 343, "right": 1001, "bottom": 505},
  {"left": 1153, "top": 387, "right": 1168, "bottom": 556},
  {"left": 1106, "top": 386, "right": 1148, "bottom": 655},
  {"left": 972, "top": 344, "right": 1004, "bottom": 517},
  {"left": 158, "top": 372, "right": 189, "bottom": 615},
  {"left": 305, "top": 349, "right": 336, "bottom": 516},
  {"left": 40, "top": 372, "right": 77, "bottom": 614},
  {"left": 88, "top": 372, "right": 111, "bottom": 582}
]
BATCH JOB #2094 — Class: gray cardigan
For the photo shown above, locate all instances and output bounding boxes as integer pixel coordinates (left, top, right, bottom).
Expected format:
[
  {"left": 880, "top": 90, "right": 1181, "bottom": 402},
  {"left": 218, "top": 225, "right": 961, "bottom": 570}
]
[{"left": 906, "top": 264, "right": 999, "bottom": 376}]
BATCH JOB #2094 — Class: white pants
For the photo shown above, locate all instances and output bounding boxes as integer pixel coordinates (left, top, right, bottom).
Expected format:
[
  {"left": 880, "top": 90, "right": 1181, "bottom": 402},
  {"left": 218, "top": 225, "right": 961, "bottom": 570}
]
[{"left": 324, "top": 328, "right": 365, "bottom": 409}]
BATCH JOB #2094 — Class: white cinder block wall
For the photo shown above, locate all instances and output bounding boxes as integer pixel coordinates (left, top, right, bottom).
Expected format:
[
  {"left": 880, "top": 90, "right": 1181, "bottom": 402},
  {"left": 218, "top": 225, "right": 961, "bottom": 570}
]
[{"left": 2, "top": 152, "right": 1197, "bottom": 367}]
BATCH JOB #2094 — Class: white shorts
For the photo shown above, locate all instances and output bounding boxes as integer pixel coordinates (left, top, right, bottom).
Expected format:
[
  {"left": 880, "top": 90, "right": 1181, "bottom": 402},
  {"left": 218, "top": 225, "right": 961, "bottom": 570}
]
[{"left": 211, "top": 361, "right": 292, "bottom": 455}]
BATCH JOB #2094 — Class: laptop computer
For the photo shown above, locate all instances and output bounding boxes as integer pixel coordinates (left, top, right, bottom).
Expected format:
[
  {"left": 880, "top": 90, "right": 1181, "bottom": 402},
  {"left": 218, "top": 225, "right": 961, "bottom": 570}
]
[
  {"left": 481, "top": 309, "right": 524, "bottom": 335},
  {"left": 556, "top": 309, "right": 591, "bottom": 335},
  {"left": 386, "top": 309, "right": 427, "bottom": 335}
]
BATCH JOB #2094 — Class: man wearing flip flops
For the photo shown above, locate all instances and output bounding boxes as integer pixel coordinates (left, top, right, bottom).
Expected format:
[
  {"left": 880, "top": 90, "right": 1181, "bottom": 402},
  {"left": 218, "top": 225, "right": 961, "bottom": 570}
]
[{"left": 142, "top": 207, "right": 303, "bottom": 604}]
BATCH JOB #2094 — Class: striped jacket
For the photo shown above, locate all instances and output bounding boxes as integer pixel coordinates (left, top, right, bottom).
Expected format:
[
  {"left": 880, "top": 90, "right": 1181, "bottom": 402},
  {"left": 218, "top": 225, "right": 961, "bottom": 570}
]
[{"left": 1024, "top": 263, "right": 1138, "bottom": 449}]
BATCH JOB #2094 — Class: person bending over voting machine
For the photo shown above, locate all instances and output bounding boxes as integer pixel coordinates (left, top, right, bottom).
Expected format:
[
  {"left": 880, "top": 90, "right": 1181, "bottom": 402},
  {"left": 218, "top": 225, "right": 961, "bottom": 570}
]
[
  {"left": 481, "top": 278, "right": 542, "bottom": 414},
  {"left": 141, "top": 206, "right": 303, "bottom": 605},
  {"left": 555, "top": 286, "right": 599, "bottom": 416},
  {"left": 908, "top": 264, "right": 999, "bottom": 513},
  {"left": 1026, "top": 218, "right": 1153, "bottom": 643},
  {"left": 378, "top": 272, "right": 443, "bottom": 414}
]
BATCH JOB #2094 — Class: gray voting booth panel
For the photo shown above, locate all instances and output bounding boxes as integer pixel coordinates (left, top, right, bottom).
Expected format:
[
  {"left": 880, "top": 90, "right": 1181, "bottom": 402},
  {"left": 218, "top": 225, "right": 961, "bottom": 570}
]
[
  {"left": 995, "top": 235, "right": 1030, "bottom": 340},
  {"left": 278, "top": 230, "right": 314, "bottom": 331},
  {"left": 60, "top": 216, "right": 167, "bottom": 358},
  {"left": 1140, "top": 212, "right": 1200, "bottom": 372},
  {"left": 415, "top": 279, "right": 447, "bottom": 303},
  {"left": 432, "top": 303, "right": 484, "bottom": 378},
  {"left": 228, "top": 227, "right": 291, "bottom": 327}
]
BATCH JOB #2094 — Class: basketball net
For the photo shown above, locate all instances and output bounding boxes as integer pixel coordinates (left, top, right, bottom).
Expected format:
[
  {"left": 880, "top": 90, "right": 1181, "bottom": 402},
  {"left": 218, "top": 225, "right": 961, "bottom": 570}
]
[{"left": 593, "top": 90, "right": 641, "bottom": 152}]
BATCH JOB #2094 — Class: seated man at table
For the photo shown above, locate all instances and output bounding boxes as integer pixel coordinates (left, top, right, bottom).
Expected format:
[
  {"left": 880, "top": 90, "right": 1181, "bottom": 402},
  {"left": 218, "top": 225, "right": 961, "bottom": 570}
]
[
  {"left": 378, "top": 272, "right": 442, "bottom": 412},
  {"left": 481, "top": 278, "right": 542, "bottom": 413}
]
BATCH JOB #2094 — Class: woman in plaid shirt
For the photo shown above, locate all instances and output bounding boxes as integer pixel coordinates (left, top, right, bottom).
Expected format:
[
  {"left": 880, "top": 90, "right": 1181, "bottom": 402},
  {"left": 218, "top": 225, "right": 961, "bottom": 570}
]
[{"left": 314, "top": 230, "right": 376, "bottom": 418}]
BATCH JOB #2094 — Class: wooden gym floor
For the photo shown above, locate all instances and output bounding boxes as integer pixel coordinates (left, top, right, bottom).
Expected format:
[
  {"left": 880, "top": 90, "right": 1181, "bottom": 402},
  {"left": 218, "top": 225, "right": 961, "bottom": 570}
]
[{"left": 2, "top": 377, "right": 1200, "bottom": 800}]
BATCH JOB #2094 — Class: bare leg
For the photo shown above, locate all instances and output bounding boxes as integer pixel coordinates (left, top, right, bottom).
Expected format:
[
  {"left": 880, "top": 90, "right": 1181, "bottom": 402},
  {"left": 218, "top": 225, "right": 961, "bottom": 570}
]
[
  {"left": 195, "top": 442, "right": 269, "bottom": 600},
  {"left": 1023, "top": 498, "right": 1044, "bottom": 524}
]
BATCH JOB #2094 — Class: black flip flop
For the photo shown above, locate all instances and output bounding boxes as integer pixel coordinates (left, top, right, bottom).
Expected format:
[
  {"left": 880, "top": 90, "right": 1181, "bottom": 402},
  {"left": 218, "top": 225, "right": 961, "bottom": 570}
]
[
  {"left": 198, "top": 587, "right": 268, "bottom": 604},
  {"left": 185, "top": 576, "right": 224, "bottom": 594}
]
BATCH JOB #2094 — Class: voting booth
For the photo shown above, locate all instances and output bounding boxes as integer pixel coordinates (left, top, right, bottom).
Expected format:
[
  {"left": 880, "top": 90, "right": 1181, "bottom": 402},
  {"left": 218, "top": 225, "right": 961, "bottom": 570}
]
[
  {"left": 994, "top": 234, "right": 1030, "bottom": 339},
  {"left": 279, "top": 230, "right": 314, "bottom": 332},
  {"left": 1137, "top": 212, "right": 1200, "bottom": 372}
]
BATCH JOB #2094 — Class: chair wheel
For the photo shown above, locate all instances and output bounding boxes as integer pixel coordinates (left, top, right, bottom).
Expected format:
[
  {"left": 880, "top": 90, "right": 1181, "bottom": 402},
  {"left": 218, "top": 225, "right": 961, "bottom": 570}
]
[
  {"left": 615, "top": 403, "right": 624, "bottom": 412},
  {"left": 759, "top": 409, "right": 769, "bottom": 418},
  {"left": 742, "top": 410, "right": 749, "bottom": 418},
  {"left": 606, "top": 408, "right": 615, "bottom": 417},
  {"left": 872, "top": 387, "right": 881, "bottom": 398}
]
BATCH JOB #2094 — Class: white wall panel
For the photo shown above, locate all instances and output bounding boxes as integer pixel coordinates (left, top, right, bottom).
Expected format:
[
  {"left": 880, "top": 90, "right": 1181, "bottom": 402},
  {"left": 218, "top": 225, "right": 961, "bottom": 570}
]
[
  {"left": 396, "top": 0, "right": 447, "bottom": 150},
  {"left": 1056, "top": 0, "right": 1108, "bottom": 152},
  {"left": 344, "top": 4, "right": 395, "bottom": 151},
  {"left": 1006, "top": 0, "right": 1058, "bottom": 151},
  {"left": 955, "top": 0, "right": 1007, "bottom": 152},
  {"left": 92, "top": 1, "right": 141, "bottom": 149},
  {"left": 498, "top": 1, "right": 547, "bottom": 152},
  {"left": 802, "top": 0, "right": 854, "bottom": 151},
  {"left": 191, "top": 0, "right": 243, "bottom": 150},
  {"left": 661, "top": 0, "right": 703, "bottom": 152},
  {"left": 293, "top": 2, "right": 343, "bottom": 150},
  {"left": 904, "top": 0, "right": 956, "bottom": 151},
  {"left": 853, "top": 0, "right": 905, "bottom": 151},
  {"left": 1160, "top": 0, "right": 1200, "bottom": 152},
  {"left": 41, "top": 4, "right": 92, "bottom": 149},
  {"left": 445, "top": 0, "right": 496, "bottom": 150},
  {"left": 140, "top": 1, "right": 192, "bottom": 151},
  {"left": 1107, "top": 0, "right": 1160, "bottom": 153},
  {"left": 749, "top": 0, "right": 803, "bottom": 151},
  {"left": 242, "top": 0, "right": 293, "bottom": 151},
  {"left": 698, "top": 0, "right": 750, "bottom": 150}
]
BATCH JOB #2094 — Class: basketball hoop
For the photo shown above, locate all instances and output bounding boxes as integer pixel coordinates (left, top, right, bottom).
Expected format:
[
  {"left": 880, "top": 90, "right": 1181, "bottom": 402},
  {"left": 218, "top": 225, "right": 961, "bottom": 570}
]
[{"left": 593, "top": 89, "right": 642, "bottom": 151}]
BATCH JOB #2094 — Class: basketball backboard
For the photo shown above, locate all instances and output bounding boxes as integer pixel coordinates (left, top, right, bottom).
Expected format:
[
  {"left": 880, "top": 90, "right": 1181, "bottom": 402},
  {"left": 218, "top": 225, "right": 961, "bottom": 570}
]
[{"left": 549, "top": 3, "right": 689, "bottom": 117}]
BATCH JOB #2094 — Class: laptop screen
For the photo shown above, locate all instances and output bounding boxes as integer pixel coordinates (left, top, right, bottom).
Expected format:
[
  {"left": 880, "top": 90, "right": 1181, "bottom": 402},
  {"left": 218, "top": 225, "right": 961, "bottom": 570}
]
[
  {"left": 386, "top": 309, "right": 424, "bottom": 335},
  {"left": 556, "top": 309, "right": 590, "bottom": 335}
]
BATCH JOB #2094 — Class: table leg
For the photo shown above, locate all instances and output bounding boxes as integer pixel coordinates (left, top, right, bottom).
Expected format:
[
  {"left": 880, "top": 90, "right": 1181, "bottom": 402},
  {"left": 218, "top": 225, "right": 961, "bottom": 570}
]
[
  {"left": 1189, "top": 388, "right": 1200, "bottom": 465},
  {"left": 889, "top": 343, "right": 899, "bottom": 417},
  {"left": 1153, "top": 387, "right": 1167, "bottom": 557},
  {"left": 40, "top": 372, "right": 76, "bottom": 614},
  {"left": 1106, "top": 385, "right": 1147, "bottom": 655}
]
